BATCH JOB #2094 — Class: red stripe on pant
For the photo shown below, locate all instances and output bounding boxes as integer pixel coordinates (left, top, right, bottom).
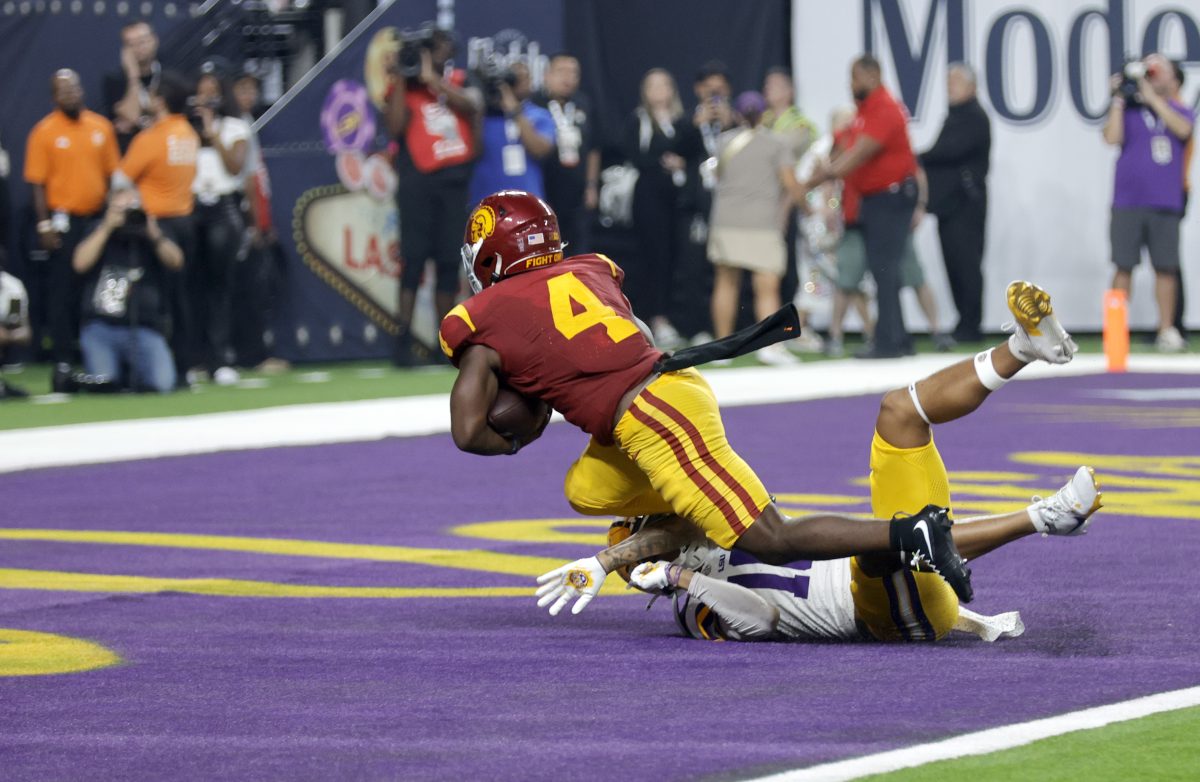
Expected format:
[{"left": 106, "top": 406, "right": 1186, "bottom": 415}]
[
  {"left": 627, "top": 404, "right": 747, "bottom": 536},
  {"left": 639, "top": 389, "right": 763, "bottom": 522}
]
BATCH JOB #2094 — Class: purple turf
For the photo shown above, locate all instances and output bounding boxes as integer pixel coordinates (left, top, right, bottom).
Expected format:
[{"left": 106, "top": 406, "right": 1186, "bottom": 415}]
[{"left": 1, "top": 372, "right": 1198, "bottom": 780}]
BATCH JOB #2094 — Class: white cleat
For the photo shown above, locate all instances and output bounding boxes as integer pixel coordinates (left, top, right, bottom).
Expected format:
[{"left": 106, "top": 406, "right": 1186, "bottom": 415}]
[
  {"left": 1028, "top": 466, "right": 1103, "bottom": 536},
  {"left": 1004, "top": 280, "right": 1078, "bottom": 365}
]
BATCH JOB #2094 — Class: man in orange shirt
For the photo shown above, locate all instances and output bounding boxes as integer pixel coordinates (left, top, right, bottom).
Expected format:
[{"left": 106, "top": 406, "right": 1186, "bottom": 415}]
[
  {"left": 24, "top": 69, "right": 119, "bottom": 363},
  {"left": 117, "top": 71, "right": 198, "bottom": 380}
]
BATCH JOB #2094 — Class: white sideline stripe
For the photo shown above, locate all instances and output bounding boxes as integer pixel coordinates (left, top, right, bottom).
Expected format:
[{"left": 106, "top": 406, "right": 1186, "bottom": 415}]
[
  {"left": 1, "top": 353, "right": 1198, "bottom": 474},
  {"left": 749, "top": 685, "right": 1200, "bottom": 782}
]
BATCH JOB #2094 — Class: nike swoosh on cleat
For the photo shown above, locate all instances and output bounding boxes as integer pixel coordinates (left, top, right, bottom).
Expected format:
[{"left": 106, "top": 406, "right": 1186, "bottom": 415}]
[{"left": 913, "top": 520, "right": 933, "bottom": 558}]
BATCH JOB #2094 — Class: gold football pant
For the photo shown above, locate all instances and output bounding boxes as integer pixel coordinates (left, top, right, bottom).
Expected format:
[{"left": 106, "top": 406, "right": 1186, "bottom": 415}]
[
  {"left": 564, "top": 369, "right": 770, "bottom": 549},
  {"left": 851, "top": 431, "right": 960, "bottom": 641}
]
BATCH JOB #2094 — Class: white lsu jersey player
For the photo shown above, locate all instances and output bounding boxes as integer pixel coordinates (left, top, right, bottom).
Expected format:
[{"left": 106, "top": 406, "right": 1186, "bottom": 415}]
[{"left": 672, "top": 540, "right": 860, "bottom": 642}]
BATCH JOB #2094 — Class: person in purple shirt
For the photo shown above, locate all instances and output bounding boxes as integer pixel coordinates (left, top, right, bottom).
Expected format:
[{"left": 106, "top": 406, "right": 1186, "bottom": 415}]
[{"left": 1103, "top": 54, "right": 1194, "bottom": 352}]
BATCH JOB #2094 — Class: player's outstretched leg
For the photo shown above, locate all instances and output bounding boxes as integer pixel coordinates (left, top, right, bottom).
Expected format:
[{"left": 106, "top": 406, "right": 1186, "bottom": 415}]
[
  {"left": 950, "top": 466, "right": 1103, "bottom": 560},
  {"left": 877, "top": 280, "right": 1077, "bottom": 450}
]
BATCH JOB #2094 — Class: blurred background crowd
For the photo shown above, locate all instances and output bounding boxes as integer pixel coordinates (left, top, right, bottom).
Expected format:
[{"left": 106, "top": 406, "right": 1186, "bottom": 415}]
[{"left": 0, "top": 0, "right": 1193, "bottom": 399}]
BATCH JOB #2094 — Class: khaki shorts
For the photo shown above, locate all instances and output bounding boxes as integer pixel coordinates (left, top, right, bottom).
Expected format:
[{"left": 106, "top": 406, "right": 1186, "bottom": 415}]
[
  {"left": 708, "top": 226, "right": 787, "bottom": 276},
  {"left": 836, "top": 227, "right": 925, "bottom": 291}
]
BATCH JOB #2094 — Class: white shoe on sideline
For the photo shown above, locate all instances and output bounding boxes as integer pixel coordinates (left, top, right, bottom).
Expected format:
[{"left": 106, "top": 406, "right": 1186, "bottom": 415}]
[
  {"left": 755, "top": 344, "right": 799, "bottom": 366},
  {"left": 1028, "top": 466, "right": 1103, "bottom": 536},
  {"left": 213, "top": 366, "right": 241, "bottom": 386},
  {"left": 1156, "top": 326, "right": 1186, "bottom": 353},
  {"left": 787, "top": 328, "right": 825, "bottom": 354},
  {"left": 1004, "top": 280, "right": 1078, "bottom": 365}
]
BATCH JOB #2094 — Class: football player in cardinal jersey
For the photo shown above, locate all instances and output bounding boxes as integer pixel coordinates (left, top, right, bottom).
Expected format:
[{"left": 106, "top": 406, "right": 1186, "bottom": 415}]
[
  {"left": 442, "top": 190, "right": 984, "bottom": 616},
  {"left": 609, "top": 281, "right": 1098, "bottom": 642}
]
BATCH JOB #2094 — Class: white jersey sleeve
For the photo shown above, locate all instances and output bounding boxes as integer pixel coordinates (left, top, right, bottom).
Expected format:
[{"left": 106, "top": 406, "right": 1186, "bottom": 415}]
[{"left": 673, "top": 541, "right": 859, "bottom": 642}]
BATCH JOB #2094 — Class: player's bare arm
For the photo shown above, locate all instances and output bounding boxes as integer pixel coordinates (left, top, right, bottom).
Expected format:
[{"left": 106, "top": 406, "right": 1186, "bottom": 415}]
[{"left": 449, "top": 344, "right": 519, "bottom": 455}]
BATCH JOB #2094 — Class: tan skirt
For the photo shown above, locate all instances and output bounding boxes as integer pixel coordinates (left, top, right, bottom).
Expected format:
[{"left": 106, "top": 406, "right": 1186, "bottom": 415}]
[{"left": 707, "top": 225, "right": 786, "bottom": 275}]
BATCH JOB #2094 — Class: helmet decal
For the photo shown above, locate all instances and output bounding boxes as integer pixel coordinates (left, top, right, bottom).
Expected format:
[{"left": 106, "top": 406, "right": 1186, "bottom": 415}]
[{"left": 468, "top": 204, "right": 498, "bottom": 244}]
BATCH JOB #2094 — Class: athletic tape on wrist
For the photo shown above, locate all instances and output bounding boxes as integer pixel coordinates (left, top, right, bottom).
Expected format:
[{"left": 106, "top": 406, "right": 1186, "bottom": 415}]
[{"left": 974, "top": 349, "right": 1009, "bottom": 391}]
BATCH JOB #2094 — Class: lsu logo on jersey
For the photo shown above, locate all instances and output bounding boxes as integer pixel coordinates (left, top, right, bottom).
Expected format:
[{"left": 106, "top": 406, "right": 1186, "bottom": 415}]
[{"left": 468, "top": 204, "right": 497, "bottom": 243}]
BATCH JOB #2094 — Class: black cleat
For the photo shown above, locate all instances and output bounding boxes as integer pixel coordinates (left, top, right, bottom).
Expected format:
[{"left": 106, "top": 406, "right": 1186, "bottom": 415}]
[{"left": 890, "top": 504, "right": 974, "bottom": 603}]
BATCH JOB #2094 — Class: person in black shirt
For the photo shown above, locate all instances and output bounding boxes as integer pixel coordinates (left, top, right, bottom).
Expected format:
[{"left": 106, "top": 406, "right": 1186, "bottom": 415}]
[
  {"left": 533, "top": 53, "right": 600, "bottom": 252},
  {"left": 102, "top": 19, "right": 162, "bottom": 153},
  {"left": 71, "top": 190, "right": 183, "bottom": 393},
  {"left": 920, "top": 62, "right": 991, "bottom": 343}
]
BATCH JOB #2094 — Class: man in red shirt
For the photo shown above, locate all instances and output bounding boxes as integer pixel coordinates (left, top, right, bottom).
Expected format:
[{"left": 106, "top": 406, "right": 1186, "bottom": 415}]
[
  {"left": 807, "top": 54, "right": 918, "bottom": 358},
  {"left": 440, "top": 190, "right": 974, "bottom": 616},
  {"left": 385, "top": 28, "right": 479, "bottom": 366}
]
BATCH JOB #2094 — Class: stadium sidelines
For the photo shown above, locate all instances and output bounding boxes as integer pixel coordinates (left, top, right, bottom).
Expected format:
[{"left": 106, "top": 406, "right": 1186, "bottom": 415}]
[
  {"left": 752, "top": 685, "right": 1200, "bottom": 781},
  {"left": 3, "top": 353, "right": 1199, "bottom": 474}
]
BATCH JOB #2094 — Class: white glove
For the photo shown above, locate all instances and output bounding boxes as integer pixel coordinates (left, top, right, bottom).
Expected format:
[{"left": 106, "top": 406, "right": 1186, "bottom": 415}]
[
  {"left": 535, "top": 556, "right": 606, "bottom": 616},
  {"left": 628, "top": 561, "right": 681, "bottom": 594}
]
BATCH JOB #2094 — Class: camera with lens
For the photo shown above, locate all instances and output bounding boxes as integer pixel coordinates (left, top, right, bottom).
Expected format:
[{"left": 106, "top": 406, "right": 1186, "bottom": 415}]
[
  {"left": 475, "top": 54, "right": 517, "bottom": 114},
  {"left": 1117, "top": 58, "right": 1158, "bottom": 106},
  {"left": 124, "top": 205, "right": 147, "bottom": 229},
  {"left": 396, "top": 24, "right": 438, "bottom": 80},
  {"left": 187, "top": 95, "right": 223, "bottom": 145}
]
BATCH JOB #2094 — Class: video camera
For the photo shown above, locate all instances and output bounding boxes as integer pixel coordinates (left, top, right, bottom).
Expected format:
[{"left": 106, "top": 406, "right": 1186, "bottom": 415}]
[
  {"left": 396, "top": 24, "right": 439, "bottom": 80},
  {"left": 475, "top": 53, "right": 517, "bottom": 114},
  {"left": 1117, "top": 58, "right": 1160, "bottom": 106}
]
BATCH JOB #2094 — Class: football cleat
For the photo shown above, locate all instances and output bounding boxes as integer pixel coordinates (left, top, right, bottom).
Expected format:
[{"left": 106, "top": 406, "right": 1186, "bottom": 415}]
[
  {"left": 892, "top": 505, "right": 974, "bottom": 603},
  {"left": 1004, "top": 280, "right": 1078, "bottom": 365},
  {"left": 1028, "top": 466, "right": 1103, "bottom": 536}
]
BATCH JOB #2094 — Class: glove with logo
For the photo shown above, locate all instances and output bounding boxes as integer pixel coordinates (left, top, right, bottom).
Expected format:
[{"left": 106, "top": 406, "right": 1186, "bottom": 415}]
[
  {"left": 535, "top": 556, "right": 606, "bottom": 616},
  {"left": 628, "top": 561, "right": 683, "bottom": 595}
]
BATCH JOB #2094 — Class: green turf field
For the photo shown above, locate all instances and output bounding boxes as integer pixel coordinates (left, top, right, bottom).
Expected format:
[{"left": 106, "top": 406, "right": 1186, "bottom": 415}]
[
  {"left": 864, "top": 704, "right": 1200, "bottom": 781},
  {"left": 0, "top": 335, "right": 1134, "bottom": 432}
]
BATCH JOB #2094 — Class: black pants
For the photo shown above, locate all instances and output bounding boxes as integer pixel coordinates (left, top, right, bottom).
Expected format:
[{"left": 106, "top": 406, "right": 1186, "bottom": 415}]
[
  {"left": 190, "top": 198, "right": 244, "bottom": 369},
  {"left": 397, "top": 170, "right": 469, "bottom": 297},
  {"left": 860, "top": 180, "right": 916, "bottom": 355},
  {"left": 47, "top": 216, "right": 96, "bottom": 363},
  {"left": 780, "top": 207, "right": 800, "bottom": 307},
  {"left": 157, "top": 213, "right": 196, "bottom": 374},
  {"left": 937, "top": 195, "right": 987, "bottom": 340},
  {"left": 630, "top": 180, "right": 679, "bottom": 320}
]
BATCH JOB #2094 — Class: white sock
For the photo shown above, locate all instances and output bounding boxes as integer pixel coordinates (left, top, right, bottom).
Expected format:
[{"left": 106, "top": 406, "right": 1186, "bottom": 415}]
[{"left": 974, "top": 349, "right": 1009, "bottom": 391}]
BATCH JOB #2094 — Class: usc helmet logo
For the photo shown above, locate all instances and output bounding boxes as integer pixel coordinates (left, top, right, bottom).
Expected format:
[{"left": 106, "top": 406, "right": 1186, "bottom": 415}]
[{"left": 468, "top": 205, "right": 498, "bottom": 243}]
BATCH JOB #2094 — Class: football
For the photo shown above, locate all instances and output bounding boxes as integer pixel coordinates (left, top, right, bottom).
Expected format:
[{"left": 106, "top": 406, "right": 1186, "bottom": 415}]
[{"left": 488, "top": 387, "right": 550, "bottom": 439}]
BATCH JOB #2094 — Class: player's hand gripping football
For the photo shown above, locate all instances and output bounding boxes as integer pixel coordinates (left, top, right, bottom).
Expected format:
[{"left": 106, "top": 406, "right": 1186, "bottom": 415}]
[{"left": 535, "top": 556, "right": 606, "bottom": 616}]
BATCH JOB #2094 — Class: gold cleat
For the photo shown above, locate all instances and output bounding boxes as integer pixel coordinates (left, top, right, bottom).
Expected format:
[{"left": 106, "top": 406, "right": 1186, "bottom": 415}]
[
  {"left": 1006, "top": 280, "right": 1055, "bottom": 337},
  {"left": 1004, "top": 280, "right": 1077, "bottom": 364}
]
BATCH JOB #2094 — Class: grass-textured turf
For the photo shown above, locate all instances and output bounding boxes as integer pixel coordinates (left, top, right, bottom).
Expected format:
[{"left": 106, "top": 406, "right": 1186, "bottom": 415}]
[{"left": 862, "top": 705, "right": 1200, "bottom": 781}]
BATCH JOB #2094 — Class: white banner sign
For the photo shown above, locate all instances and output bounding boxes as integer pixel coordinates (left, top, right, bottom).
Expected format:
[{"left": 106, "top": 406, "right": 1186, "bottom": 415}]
[{"left": 793, "top": 0, "right": 1200, "bottom": 331}]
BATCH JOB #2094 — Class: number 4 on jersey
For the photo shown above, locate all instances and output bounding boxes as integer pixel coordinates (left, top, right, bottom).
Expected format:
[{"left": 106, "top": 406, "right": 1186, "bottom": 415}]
[{"left": 547, "top": 272, "right": 639, "bottom": 343}]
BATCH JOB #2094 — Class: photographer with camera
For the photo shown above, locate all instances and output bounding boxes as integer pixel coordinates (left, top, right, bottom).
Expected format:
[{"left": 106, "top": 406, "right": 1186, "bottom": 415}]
[
  {"left": 70, "top": 189, "right": 183, "bottom": 393},
  {"left": 384, "top": 26, "right": 479, "bottom": 366},
  {"left": 188, "top": 69, "right": 249, "bottom": 385},
  {"left": 468, "top": 59, "right": 555, "bottom": 204},
  {"left": 1103, "top": 54, "right": 1194, "bottom": 352}
]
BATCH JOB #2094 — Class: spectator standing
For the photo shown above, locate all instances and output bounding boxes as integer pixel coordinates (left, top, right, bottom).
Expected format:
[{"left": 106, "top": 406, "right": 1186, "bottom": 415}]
[
  {"left": 623, "top": 68, "right": 696, "bottom": 349},
  {"left": 707, "top": 91, "right": 806, "bottom": 365},
  {"left": 117, "top": 71, "right": 199, "bottom": 382},
  {"left": 762, "top": 66, "right": 820, "bottom": 349},
  {"left": 1104, "top": 54, "right": 1194, "bottom": 352},
  {"left": 920, "top": 62, "right": 991, "bottom": 343},
  {"left": 72, "top": 190, "right": 182, "bottom": 393},
  {"left": 24, "top": 69, "right": 119, "bottom": 365},
  {"left": 806, "top": 55, "right": 918, "bottom": 359},
  {"left": 187, "top": 71, "right": 249, "bottom": 384},
  {"left": 104, "top": 19, "right": 162, "bottom": 153},
  {"left": 533, "top": 53, "right": 600, "bottom": 252},
  {"left": 384, "top": 29, "right": 479, "bottom": 366},
  {"left": 468, "top": 61, "right": 556, "bottom": 204}
]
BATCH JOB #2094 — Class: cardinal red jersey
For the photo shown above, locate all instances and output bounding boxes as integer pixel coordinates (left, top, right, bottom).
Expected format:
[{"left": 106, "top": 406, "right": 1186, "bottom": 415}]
[{"left": 439, "top": 253, "right": 664, "bottom": 445}]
